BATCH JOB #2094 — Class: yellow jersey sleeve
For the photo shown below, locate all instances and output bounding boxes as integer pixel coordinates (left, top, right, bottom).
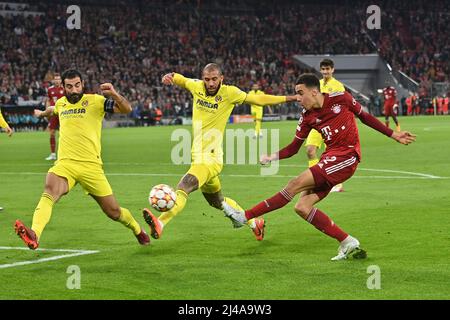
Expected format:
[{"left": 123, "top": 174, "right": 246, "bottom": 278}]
[
  {"left": 96, "top": 94, "right": 107, "bottom": 116},
  {"left": 173, "top": 73, "right": 200, "bottom": 93},
  {"left": 0, "top": 110, "right": 8, "bottom": 128},
  {"left": 228, "top": 85, "right": 247, "bottom": 105}
]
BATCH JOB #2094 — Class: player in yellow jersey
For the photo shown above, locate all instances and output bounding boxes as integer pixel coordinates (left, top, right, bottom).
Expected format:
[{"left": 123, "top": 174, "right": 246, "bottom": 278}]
[
  {"left": 0, "top": 108, "right": 13, "bottom": 211},
  {"left": 0, "top": 109, "right": 13, "bottom": 137},
  {"left": 14, "top": 69, "right": 150, "bottom": 249},
  {"left": 143, "top": 63, "right": 297, "bottom": 241},
  {"left": 249, "top": 83, "right": 265, "bottom": 138},
  {"left": 305, "top": 58, "right": 346, "bottom": 192}
]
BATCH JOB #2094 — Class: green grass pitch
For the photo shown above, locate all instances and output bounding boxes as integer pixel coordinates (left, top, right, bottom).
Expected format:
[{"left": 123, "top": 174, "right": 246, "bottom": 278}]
[{"left": 0, "top": 116, "right": 449, "bottom": 299}]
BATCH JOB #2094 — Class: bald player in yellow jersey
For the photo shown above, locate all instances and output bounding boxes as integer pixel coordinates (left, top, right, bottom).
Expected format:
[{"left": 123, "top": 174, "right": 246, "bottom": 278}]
[
  {"left": 143, "top": 63, "right": 297, "bottom": 241},
  {"left": 0, "top": 109, "right": 13, "bottom": 211},
  {"left": 249, "top": 83, "right": 265, "bottom": 138},
  {"left": 14, "top": 69, "right": 150, "bottom": 249},
  {"left": 305, "top": 58, "right": 345, "bottom": 192}
]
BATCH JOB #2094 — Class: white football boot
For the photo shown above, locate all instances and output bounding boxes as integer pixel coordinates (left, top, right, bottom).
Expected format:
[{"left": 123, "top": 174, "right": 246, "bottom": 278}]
[
  {"left": 331, "top": 235, "right": 367, "bottom": 261},
  {"left": 222, "top": 201, "right": 247, "bottom": 228},
  {"left": 45, "top": 153, "right": 57, "bottom": 161}
]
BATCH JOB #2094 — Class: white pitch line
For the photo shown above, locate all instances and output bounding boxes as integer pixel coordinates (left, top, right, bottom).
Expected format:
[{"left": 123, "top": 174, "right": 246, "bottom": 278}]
[
  {"left": 0, "top": 171, "right": 448, "bottom": 180},
  {"left": 0, "top": 163, "right": 445, "bottom": 179},
  {"left": 0, "top": 246, "right": 99, "bottom": 270}
]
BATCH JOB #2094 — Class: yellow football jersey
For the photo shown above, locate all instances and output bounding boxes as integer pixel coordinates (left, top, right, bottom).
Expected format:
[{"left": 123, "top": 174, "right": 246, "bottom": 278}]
[
  {"left": 0, "top": 110, "right": 8, "bottom": 128},
  {"left": 176, "top": 74, "right": 247, "bottom": 163},
  {"left": 320, "top": 77, "right": 345, "bottom": 94},
  {"left": 249, "top": 89, "right": 265, "bottom": 108},
  {"left": 54, "top": 94, "right": 108, "bottom": 164}
]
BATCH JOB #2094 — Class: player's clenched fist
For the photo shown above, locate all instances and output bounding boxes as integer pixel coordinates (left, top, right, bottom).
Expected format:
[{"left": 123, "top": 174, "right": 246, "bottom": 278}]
[
  {"left": 260, "top": 154, "right": 277, "bottom": 165},
  {"left": 162, "top": 73, "right": 174, "bottom": 85},
  {"left": 100, "top": 83, "right": 118, "bottom": 98}
]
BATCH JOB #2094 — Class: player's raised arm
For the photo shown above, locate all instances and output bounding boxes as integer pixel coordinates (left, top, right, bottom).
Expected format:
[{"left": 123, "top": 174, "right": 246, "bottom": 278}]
[
  {"left": 244, "top": 93, "right": 297, "bottom": 106},
  {"left": 100, "top": 83, "right": 132, "bottom": 114},
  {"left": 161, "top": 72, "right": 191, "bottom": 89},
  {"left": 34, "top": 106, "right": 55, "bottom": 119}
]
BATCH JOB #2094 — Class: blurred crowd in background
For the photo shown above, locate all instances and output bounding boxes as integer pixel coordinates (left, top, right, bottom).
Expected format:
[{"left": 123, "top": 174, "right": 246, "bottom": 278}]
[{"left": 0, "top": 0, "right": 449, "bottom": 128}]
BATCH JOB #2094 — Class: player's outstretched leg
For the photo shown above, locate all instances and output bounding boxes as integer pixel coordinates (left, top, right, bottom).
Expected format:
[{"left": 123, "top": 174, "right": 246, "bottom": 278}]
[
  {"left": 92, "top": 194, "right": 150, "bottom": 245},
  {"left": 16, "top": 173, "right": 67, "bottom": 249},
  {"left": 294, "top": 193, "right": 366, "bottom": 261},
  {"left": 143, "top": 174, "right": 199, "bottom": 239},
  {"left": 143, "top": 189, "right": 189, "bottom": 239}
]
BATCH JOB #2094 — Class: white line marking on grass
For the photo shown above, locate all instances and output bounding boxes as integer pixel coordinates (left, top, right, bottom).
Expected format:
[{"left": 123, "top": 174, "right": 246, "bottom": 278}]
[
  {"left": 0, "top": 246, "right": 99, "bottom": 270},
  {"left": 0, "top": 171, "right": 448, "bottom": 180},
  {"left": 0, "top": 163, "right": 446, "bottom": 179}
]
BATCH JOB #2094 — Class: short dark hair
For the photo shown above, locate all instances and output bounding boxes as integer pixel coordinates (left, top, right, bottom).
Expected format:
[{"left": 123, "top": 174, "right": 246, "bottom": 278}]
[
  {"left": 61, "top": 69, "right": 83, "bottom": 85},
  {"left": 296, "top": 73, "right": 320, "bottom": 89},
  {"left": 203, "top": 63, "right": 222, "bottom": 75},
  {"left": 320, "top": 58, "right": 335, "bottom": 68}
]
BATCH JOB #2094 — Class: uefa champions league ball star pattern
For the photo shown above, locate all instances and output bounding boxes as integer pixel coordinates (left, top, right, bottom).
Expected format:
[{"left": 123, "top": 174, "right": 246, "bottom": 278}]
[{"left": 149, "top": 184, "right": 177, "bottom": 212}]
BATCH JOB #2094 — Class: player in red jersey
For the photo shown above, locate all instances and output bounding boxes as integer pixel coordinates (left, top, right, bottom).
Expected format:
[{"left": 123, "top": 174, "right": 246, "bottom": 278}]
[
  {"left": 383, "top": 86, "right": 400, "bottom": 131},
  {"left": 225, "top": 74, "right": 416, "bottom": 261},
  {"left": 45, "top": 73, "right": 65, "bottom": 160}
]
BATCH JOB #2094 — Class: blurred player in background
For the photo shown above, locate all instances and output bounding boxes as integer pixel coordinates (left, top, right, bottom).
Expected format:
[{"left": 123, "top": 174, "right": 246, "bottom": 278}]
[
  {"left": 143, "top": 63, "right": 297, "bottom": 242},
  {"left": 44, "top": 73, "right": 65, "bottom": 160},
  {"left": 14, "top": 69, "right": 150, "bottom": 249},
  {"left": 0, "top": 108, "right": 13, "bottom": 211},
  {"left": 225, "top": 74, "right": 416, "bottom": 261},
  {"left": 383, "top": 85, "right": 400, "bottom": 131},
  {"left": 249, "top": 83, "right": 265, "bottom": 138},
  {"left": 306, "top": 58, "right": 345, "bottom": 193}
]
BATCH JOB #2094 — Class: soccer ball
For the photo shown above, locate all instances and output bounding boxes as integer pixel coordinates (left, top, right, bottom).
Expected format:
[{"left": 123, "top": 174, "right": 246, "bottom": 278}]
[{"left": 149, "top": 184, "right": 177, "bottom": 212}]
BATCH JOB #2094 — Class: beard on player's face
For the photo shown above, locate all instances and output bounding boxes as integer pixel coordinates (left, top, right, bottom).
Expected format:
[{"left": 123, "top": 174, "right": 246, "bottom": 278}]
[
  {"left": 65, "top": 89, "right": 84, "bottom": 104},
  {"left": 206, "top": 81, "right": 221, "bottom": 95}
]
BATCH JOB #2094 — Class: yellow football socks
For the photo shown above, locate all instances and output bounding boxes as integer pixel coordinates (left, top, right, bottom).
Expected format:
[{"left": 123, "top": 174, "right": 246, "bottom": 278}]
[
  {"left": 255, "top": 120, "right": 261, "bottom": 136},
  {"left": 31, "top": 193, "right": 55, "bottom": 240},
  {"left": 159, "top": 189, "right": 188, "bottom": 226},
  {"left": 118, "top": 207, "right": 141, "bottom": 235}
]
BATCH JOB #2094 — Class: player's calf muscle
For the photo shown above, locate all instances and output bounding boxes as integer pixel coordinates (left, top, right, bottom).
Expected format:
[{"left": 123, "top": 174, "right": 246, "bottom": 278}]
[{"left": 203, "top": 192, "right": 223, "bottom": 209}]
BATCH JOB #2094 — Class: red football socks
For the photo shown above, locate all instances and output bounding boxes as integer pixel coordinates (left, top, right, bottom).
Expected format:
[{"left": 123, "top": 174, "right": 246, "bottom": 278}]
[
  {"left": 50, "top": 135, "right": 56, "bottom": 153},
  {"left": 245, "top": 189, "right": 293, "bottom": 220},
  {"left": 306, "top": 208, "right": 348, "bottom": 242}
]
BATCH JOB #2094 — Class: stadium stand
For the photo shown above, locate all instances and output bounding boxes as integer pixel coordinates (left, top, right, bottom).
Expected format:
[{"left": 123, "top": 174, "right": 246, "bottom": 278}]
[{"left": 0, "top": 0, "right": 448, "bottom": 129}]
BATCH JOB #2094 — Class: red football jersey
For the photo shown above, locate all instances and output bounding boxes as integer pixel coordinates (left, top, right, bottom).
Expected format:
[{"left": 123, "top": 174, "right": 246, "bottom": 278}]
[
  {"left": 47, "top": 85, "right": 65, "bottom": 106},
  {"left": 295, "top": 92, "right": 363, "bottom": 160},
  {"left": 383, "top": 86, "right": 397, "bottom": 106}
]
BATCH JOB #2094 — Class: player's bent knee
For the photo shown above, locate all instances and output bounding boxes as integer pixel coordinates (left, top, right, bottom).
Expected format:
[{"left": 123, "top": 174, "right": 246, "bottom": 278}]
[
  {"left": 43, "top": 184, "right": 65, "bottom": 201},
  {"left": 306, "top": 146, "right": 317, "bottom": 159},
  {"left": 286, "top": 177, "right": 305, "bottom": 195},
  {"left": 294, "top": 203, "right": 310, "bottom": 219},
  {"left": 178, "top": 174, "right": 199, "bottom": 193}
]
